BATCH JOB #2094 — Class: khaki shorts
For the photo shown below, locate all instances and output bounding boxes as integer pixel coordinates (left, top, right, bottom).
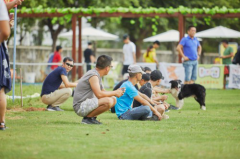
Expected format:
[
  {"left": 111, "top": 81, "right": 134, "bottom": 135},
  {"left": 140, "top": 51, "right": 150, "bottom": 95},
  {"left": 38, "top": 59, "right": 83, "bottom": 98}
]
[{"left": 77, "top": 98, "right": 98, "bottom": 117}]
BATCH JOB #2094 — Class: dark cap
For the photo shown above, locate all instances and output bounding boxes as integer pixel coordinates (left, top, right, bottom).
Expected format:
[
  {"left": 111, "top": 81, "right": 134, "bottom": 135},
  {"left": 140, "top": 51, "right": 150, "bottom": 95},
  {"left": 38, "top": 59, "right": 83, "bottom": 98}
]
[
  {"left": 150, "top": 70, "right": 164, "bottom": 81},
  {"left": 123, "top": 34, "right": 129, "bottom": 40},
  {"left": 142, "top": 73, "right": 150, "bottom": 81}
]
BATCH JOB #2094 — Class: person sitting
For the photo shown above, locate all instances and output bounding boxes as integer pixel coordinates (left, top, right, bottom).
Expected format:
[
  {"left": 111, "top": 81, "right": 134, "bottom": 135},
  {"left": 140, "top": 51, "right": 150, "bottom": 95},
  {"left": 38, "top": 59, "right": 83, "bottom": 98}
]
[
  {"left": 73, "top": 55, "right": 124, "bottom": 124},
  {"left": 41, "top": 57, "right": 77, "bottom": 111},
  {"left": 132, "top": 70, "right": 169, "bottom": 119},
  {"left": 115, "top": 64, "right": 162, "bottom": 121}
]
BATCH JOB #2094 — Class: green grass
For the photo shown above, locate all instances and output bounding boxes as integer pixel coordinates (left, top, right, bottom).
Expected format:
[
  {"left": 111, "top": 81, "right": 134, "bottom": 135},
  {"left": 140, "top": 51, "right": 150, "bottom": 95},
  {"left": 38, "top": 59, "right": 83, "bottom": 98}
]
[{"left": 1, "top": 84, "right": 240, "bottom": 159}]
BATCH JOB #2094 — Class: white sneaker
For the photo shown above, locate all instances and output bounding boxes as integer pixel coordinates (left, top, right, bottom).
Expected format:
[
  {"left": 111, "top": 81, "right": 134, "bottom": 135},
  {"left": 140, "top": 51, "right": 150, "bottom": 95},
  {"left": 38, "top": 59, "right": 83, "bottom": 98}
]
[{"left": 162, "top": 114, "right": 169, "bottom": 120}]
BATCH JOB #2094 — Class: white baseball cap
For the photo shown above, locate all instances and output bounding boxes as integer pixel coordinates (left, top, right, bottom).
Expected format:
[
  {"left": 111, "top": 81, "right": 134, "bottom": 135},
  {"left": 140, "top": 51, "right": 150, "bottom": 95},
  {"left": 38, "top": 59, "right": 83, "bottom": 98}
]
[{"left": 128, "top": 65, "right": 145, "bottom": 74}]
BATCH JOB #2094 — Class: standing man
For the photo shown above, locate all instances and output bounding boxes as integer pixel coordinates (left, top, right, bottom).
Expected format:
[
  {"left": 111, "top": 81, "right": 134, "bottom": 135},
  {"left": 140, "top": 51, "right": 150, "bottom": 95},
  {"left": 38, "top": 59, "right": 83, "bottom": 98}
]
[
  {"left": 122, "top": 34, "right": 136, "bottom": 76},
  {"left": 177, "top": 26, "right": 202, "bottom": 84},
  {"left": 220, "top": 40, "right": 234, "bottom": 89},
  {"left": 51, "top": 45, "right": 62, "bottom": 70},
  {"left": 115, "top": 64, "right": 162, "bottom": 121},
  {"left": 73, "top": 55, "right": 124, "bottom": 124},
  {"left": 84, "top": 42, "right": 95, "bottom": 72},
  {"left": 41, "top": 57, "right": 77, "bottom": 111},
  {"left": 220, "top": 40, "right": 234, "bottom": 64}
]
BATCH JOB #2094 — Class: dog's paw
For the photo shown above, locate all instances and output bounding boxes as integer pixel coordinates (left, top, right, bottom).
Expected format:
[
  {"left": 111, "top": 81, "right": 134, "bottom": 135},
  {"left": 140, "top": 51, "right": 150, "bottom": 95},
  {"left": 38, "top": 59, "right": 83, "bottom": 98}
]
[{"left": 201, "top": 106, "right": 206, "bottom": 110}]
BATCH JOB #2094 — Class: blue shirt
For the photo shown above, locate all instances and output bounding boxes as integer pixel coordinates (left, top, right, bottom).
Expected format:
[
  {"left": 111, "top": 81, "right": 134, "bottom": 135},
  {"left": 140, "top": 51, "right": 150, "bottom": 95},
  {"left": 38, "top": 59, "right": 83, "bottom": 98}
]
[
  {"left": 41, "top": 67, "right": 67, "bottom": 96},
  {"left": 115, "top": 81, "right": 139, "bottom": 117},
  {"left": 179, "top": 36, "right": 200, "bottom": 60}
]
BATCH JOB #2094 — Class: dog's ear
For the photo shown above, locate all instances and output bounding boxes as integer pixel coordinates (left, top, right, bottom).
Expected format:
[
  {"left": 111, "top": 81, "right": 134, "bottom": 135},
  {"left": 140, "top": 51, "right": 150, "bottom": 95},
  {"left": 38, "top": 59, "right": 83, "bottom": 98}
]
[
  {"left": 169, "top": 80, "right": 173, "bottom": 84},
  {"left": 178, "top": 80, "right": 182, "bottom": 84}
]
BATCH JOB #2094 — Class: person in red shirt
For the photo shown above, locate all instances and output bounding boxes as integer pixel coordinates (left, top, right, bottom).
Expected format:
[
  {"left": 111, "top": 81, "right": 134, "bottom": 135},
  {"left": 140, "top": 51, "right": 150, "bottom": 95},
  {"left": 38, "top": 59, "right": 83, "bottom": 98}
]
[{"left": 51, "top": 45, "right": 62, "bottom": 70}]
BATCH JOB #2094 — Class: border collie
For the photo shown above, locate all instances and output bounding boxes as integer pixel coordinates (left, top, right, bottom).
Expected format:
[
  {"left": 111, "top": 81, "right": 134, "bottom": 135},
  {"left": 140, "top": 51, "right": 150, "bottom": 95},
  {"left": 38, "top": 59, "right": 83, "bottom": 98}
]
[{"left": 169, "top": 80, "right": 206, "bottom": 110}]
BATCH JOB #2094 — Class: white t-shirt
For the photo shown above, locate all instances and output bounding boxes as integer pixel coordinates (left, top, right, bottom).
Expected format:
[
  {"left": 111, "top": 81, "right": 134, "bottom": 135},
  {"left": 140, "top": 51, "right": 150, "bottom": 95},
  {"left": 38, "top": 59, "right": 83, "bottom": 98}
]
[
  {"left": 0, "top": 0, "right": 9, "bottom": 21},
  {"left": 123, "top": 41, "right": 136, "bottom": 65}
]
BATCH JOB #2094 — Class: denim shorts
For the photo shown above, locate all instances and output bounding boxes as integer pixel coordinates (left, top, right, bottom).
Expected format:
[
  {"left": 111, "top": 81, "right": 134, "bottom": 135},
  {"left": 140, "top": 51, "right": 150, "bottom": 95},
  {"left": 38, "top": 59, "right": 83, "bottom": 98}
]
[{"left": 183, "top": 60, "right": 198, "bottom": 82}]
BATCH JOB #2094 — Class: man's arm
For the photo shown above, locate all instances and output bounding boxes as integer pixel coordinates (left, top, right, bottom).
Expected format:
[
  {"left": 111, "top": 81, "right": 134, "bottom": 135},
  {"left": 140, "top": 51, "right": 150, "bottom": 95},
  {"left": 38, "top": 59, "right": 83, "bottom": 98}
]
[
  {"left": 6, "top": 0, "right": 23, "bottom": 10},
  {"left": 153, "top": 86, "right": 170, "bottom": 94},
  {"left": 221, "top": 52, "right": 234, "bottom": 59},
  {"left": 133, "top": 52, "right": 136, "bottom": 64},
  {"left": 90, "top": 55, "right": 95, "bottom": 63},
  {"left": 60, "top": 75, "right": 78, "bottom": 88},
  {"left": 138, "top": 92, "right": 155, "bottom": 106},
  {"left": 0, "top": 20, "right": 10, "bottom": 43},
  {"left": 177, "top": 44, "right": 189, "bottom": 61},
  {"left": 89, "top": 76, "right": 124, "bottom": 98}
]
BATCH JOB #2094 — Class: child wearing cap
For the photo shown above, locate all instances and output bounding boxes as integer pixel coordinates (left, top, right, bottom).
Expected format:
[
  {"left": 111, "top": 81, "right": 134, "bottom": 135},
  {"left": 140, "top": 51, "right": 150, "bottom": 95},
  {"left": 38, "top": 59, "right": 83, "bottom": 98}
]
[{"left": 114, "top": 64, "right": 162, "bottom": 121}]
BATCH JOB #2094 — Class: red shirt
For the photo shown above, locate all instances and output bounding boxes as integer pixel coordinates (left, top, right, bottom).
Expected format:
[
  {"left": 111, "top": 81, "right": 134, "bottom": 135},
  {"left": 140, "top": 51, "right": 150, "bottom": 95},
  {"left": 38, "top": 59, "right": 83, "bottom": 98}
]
[{"left": 51, "top": 51, "right": 62, "bottom": 70}]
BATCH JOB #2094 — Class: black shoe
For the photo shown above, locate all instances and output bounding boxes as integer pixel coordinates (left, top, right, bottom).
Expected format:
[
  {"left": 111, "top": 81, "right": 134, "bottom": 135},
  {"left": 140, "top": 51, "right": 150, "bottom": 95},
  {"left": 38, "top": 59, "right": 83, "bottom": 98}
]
[
  {"left": 169, "top": 105, "right": 179, "bottom": 110},
  {"left": 165, "top": 109, "right": 170, "bottom": 113},
  {"left": 93, "top": 117, "right": 102, "bottom": 124},
  {"left": 46, "top": 105, "right": 64, "bottom": 111},
  {"left": 82, "top": 117, "right": 101, "bottom": 124},
  {"left": 0, "top": 123, "right": 6, "bottom": 131},
  {"left": 145, "top": 114, "right": 160, "bottom": 121},
  {"left": 55, "top": 106, "right": 64, "bottom": 111}
]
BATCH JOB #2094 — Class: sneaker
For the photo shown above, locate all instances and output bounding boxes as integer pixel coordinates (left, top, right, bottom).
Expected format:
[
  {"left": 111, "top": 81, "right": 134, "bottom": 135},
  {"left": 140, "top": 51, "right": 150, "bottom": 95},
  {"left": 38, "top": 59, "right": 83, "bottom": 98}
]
[
  {"left": 162, "top": 114, "right": 169, "bottom": 119},
  {"left": 169, "top": 105, "right": 179, "bottom": 110},
  {"left": 165, "top": 109, "right": 170, "bottom": 113},
  {"left": 46, "top": 105, "right": 56, "bottom": 111},
  {"left": 146, "top": 114, "right": 160, "bottom": 121},
  {"left": 81, "top": 117, "right": 101, "bottom": 124},
  {"left": 55, "top": 106, "right": 64, "bottom": 111},
  {"left": 46, "top": 105, "right": 64, "bottom": 111},
  {"left": 93, "top": 117, "right": 102, "bottom": 124},
  {"left": 0, "top": 123, "right": 6, "bottom": 131}
]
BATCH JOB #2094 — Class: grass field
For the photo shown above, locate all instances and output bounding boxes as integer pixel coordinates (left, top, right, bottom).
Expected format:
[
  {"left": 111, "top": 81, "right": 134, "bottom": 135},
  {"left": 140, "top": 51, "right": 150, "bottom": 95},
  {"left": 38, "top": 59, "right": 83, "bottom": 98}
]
[{"left": 1, "top": 84, "right": 240, "bottom": 159}]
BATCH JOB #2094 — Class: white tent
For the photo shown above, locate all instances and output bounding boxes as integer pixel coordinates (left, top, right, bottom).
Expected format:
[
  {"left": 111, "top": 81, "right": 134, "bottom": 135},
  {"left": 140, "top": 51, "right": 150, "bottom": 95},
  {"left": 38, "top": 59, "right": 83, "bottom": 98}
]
[
  {"left": 195, "top": 26, "right": 240, "bottom": 38},
  {"left": 143, "top": 30, "right": 202, "bottom": 42},
  {"left": 58, "top": 27, "right": 118, "bottom": 41}
]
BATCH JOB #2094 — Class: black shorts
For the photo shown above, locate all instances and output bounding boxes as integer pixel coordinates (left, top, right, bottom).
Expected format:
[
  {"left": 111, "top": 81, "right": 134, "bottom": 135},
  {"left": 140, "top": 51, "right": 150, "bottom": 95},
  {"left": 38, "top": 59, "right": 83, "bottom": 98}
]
[
  {"left": 0, "top": 43, "right": 11, "bottom": 93},
  {"left": 122, "top": 65, "right": 129, "bottom": 75}
]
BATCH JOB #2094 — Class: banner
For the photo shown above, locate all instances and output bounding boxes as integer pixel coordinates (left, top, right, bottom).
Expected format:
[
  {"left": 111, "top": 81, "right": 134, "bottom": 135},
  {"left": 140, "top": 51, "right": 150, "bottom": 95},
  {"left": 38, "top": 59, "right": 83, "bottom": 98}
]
[
  {"left": 159, "top": 62, "right": 185, "bottom": 87},
  {"left": 195, "top": 64, "right": 224, "bottom": 89},
  {"left": 137, "top": 62, "right": 156, "bottom": 71},
  {"left": 228, "top": 64, "right": 240, "bottom": 89}
]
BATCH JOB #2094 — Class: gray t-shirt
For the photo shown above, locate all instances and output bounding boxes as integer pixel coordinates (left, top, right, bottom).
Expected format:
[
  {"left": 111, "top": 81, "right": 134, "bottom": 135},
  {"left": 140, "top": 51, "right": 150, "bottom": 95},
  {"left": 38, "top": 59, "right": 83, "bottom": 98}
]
[{"left": 73, "top": 69, "right": 103, "bottom": 112}]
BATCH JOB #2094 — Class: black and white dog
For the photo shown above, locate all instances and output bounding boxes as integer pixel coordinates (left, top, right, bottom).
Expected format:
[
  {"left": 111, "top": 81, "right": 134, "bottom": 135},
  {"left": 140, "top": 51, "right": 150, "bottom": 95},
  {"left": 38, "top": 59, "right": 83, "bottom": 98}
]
[{"left": 169, "top": 80, "right": 206, "bottom": 110}]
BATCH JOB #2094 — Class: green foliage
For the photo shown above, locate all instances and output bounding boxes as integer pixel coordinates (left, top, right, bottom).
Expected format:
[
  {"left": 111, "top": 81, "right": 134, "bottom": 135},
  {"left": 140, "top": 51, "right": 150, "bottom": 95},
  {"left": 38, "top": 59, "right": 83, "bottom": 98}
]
[{"left": 13, "top": 6, "right": 240, "bottom": 15}]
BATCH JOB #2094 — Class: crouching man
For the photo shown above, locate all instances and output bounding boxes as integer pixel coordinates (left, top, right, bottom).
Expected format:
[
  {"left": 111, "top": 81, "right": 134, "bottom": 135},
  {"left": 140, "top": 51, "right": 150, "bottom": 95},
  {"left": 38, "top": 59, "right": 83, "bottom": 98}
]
[
  {"left": 73, "top": 55, "right": 124, "bottom": 124},
  {"left": 115, "top": 64, "right": 162, "bottom": 121},
  {"left": 41, "top": 57, "right": 77, "bottom": 111}
]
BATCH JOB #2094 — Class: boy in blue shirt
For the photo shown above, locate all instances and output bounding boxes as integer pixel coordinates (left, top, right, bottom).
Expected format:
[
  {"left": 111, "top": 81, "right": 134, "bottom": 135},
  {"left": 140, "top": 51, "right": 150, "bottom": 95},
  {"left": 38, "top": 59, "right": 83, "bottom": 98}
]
[{"left": 115, "top": 65, "right": 161, "bottom": 120}]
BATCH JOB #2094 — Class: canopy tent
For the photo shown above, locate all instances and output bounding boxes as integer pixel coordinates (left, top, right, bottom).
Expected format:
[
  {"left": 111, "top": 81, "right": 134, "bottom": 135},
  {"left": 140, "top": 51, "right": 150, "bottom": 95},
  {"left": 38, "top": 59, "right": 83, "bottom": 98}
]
[
  {"left": 195, "top": 26, "right": 240, "bottom": 38},
  {"left": 143, "top": 30, "right": 202, "bottom": 42},
  {"left": 58, "top": 27, "right": 118, "bottom": 41}
]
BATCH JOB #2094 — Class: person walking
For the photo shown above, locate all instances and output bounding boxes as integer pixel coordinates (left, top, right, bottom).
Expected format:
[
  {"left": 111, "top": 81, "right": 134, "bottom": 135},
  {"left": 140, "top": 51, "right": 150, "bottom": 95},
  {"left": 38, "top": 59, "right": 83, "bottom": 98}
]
[
  {"left": 84, "top": 42, "right": 95, "bottom": 72},
  {"left": 122, "top": 34, "right": 136, "bottom": 76},
  {"left": 51, "top": 45, "right": 63, "bottom": 70},
  {"left": 177, "top": 26, "right": 202, "bottom": 84}
]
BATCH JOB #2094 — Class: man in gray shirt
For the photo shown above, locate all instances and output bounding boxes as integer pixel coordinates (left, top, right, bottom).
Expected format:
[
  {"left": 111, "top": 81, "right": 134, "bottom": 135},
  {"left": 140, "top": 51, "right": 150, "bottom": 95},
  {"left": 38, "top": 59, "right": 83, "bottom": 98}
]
[{"left": 73, "top": 55, "right": 125, "bottom": 124}]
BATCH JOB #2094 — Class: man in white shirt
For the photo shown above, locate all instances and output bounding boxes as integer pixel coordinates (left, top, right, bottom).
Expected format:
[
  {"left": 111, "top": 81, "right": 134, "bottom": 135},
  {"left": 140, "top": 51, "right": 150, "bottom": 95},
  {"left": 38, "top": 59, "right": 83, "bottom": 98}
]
[{"left": 122, "top": 34, "right": 136, "bottom": 76}]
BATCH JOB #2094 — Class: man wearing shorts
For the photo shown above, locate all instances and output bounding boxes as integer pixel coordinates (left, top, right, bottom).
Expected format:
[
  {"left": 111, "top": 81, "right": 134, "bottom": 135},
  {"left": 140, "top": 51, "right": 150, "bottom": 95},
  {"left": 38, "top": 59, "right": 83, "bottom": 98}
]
[
  {"left": 177, "top": 26, "right": 202, "bottom": 84},
  {"left": 73, "top": 55, "right": 124, "bottom": 124},
  {"left": 41, "top": 57, "right": 77, "bottom": 111}
]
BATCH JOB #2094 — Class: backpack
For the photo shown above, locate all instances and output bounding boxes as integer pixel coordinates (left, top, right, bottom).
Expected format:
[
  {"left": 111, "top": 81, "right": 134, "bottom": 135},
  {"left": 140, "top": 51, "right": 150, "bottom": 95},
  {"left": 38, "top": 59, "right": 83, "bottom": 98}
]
[{"left": 232, "top": 47, "right": 240, "bottom": 65}]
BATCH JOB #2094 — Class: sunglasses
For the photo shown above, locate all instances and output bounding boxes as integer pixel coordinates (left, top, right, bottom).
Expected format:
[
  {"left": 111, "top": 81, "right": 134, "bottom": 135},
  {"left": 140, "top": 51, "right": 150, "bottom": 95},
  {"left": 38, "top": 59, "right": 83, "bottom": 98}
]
[{"left": 66, "top": 63, "right": 74, "bottom": 67}]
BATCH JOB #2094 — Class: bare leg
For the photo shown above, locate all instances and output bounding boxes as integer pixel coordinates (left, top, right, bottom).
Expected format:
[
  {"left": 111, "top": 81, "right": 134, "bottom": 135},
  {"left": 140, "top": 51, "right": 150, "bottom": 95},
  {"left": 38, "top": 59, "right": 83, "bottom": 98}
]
[
  {"left": 0, "top": 88, "right": 6, "bottom": 127},
  {"left": 87, "top": 96, "right": 116, "bottom": 117},
  {"left": 190, "top": 80, "right": 195, "bottom": 84}
]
